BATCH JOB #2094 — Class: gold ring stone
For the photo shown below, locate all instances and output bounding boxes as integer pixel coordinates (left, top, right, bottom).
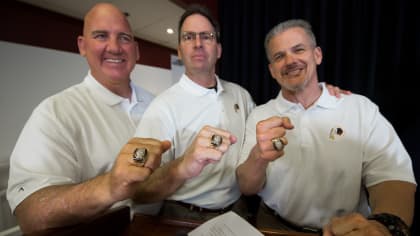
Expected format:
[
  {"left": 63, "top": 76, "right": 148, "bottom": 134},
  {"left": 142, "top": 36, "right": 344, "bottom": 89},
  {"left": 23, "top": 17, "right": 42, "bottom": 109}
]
[
  {"left": 133, "top": 148, "right": 148, "bottom": 164},
  {"left": 210, "top": 134, "right": 223, "bottom": 147},
  {"left": 272, "top": 137, "right": 286, "bottom": 151}
]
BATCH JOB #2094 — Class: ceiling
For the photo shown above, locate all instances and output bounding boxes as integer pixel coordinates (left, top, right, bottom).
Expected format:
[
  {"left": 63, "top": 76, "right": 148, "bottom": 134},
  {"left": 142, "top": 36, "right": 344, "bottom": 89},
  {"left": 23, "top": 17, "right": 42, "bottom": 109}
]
[{"left": 18, "top": 0, "right": 185, "bottom": 50}]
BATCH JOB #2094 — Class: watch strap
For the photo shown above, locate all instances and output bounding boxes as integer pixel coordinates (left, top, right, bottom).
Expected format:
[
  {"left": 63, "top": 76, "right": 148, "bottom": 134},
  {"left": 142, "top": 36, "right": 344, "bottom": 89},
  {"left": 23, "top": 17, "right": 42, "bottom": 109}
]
[{"left": 368, "top": 213, "right": 410, "bottom": 236}]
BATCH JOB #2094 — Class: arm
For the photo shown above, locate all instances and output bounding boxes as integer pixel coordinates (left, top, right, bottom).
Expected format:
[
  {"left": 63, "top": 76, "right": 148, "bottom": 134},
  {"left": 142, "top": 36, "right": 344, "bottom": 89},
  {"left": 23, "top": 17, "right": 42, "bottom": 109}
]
[
  {"left": 15, "top": 138, "right": 169, "bottom": 233},
  {"left": 236, "top": 146, "right": 271, "bottom": 195},
  {"left": 323, "top": 102, "right": 416, "bottom": 235},
  {"left": 368, "top": 180, "right": 416, "bottom": 226},
  {"left": 133, "top": 125, "right": 237, "bottom": 203},
  {"left": 15, "top": 174, "right": 114, "bottom": 233},
  {"left": 236, "top": 116, "right": 294, "bottom": 195},
  {"left": 323, "top": 181, "right": 415, "bottom": 236}
]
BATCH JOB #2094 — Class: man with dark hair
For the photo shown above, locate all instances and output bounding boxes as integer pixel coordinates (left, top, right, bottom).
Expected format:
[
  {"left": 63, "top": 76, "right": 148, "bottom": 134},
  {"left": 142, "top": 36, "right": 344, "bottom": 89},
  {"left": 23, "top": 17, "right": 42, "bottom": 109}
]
[{"left": 134, "top": 4, "right": 255, "bottom": 221}]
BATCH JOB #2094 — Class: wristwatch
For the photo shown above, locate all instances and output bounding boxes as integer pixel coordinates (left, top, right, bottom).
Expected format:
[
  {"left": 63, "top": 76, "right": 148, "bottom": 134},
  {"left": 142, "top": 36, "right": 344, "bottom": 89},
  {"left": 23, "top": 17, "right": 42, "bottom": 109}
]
[{"left": 367, "top": 213, "right": 410, "bottom": 236}]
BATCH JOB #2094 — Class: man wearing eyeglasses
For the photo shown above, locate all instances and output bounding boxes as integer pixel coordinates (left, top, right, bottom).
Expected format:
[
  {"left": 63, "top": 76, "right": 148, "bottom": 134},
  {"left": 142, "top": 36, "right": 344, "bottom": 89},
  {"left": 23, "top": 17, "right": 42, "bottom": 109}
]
[{"left": 132, "top": 4, "right": 255, "bottom": 221}]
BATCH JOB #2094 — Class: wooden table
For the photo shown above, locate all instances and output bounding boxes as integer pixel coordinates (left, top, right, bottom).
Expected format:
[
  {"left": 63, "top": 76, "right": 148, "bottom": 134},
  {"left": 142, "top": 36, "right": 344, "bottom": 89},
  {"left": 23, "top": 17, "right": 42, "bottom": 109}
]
[{"left": 26, "top": 206, "right": 318, "bottom": 236}]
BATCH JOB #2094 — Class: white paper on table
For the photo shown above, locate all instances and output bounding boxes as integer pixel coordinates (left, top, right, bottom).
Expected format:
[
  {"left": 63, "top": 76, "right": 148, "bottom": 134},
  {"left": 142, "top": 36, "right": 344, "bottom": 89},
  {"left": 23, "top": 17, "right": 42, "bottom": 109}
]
[{"left": 188, "top": 211, "right": 263, "bottom": 236}]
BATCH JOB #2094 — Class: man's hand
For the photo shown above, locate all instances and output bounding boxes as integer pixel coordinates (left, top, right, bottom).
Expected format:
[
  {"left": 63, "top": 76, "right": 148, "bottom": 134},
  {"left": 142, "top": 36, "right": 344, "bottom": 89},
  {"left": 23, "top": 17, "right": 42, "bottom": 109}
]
[
  {"left": 326, "top": 84, "right": 352, "bottom": 98},
  {"left": 107, "top": 138, "right": 171, "bottom": 202},
  {"left": 255, "top": 116, "right": 294, "bottom": 161},
  {"left": 177, "top": 125, "right": 237, "bottom": 179},
  {"left": 323, "top": 213, "right": 391, "bottom": 236}
]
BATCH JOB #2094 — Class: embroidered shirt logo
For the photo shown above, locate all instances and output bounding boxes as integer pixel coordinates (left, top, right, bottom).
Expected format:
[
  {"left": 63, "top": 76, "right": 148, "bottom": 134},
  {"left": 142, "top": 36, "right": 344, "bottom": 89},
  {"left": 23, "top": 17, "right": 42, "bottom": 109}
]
[{"left": 329, "top": 127, "right": 344, "bottom": 140}]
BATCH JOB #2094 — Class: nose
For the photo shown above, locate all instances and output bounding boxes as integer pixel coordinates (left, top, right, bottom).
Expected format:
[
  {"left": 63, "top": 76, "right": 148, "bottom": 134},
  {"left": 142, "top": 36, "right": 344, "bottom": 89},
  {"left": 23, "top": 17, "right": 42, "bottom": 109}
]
[
  {"left": 193, "top": 35, "right": 203, "bottom": 48},
  {"left": 284, "top": 52, "right": 295, "bottom": 65},
  {"left": 107, "top": 37, "right": 122, "bottom": 54}
]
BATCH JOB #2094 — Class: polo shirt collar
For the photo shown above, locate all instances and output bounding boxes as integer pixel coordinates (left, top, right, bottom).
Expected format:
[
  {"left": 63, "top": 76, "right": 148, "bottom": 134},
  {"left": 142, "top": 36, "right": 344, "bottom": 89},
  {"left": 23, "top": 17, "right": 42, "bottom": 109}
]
[
  {"left": 275, "top": 82, "right": 341, "bottom": 112},
  {"left": 83, "top": 71, "right": 139, "bottom": 106},
  {"left": 179, "top": 73, "right": 224, "bottom": 96}
]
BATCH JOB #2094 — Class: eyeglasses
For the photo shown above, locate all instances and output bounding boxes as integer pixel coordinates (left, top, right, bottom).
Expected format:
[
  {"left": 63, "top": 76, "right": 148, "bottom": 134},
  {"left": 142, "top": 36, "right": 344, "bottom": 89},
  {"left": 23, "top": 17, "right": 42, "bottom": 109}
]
[{"left": 181, "top": 31, "right": 216, "bottom": 43}]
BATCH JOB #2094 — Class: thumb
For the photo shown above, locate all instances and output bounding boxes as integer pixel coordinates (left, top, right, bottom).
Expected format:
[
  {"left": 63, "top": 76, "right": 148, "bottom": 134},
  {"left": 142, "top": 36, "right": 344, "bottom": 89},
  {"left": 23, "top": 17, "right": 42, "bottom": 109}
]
[
  {"left": 229, "top": 134, "right": 238, "bottom": 144},
  {"left": 282, "top": 117, "right": 295, "bottom": 130},
  {"left": 161, "top": 140, "right": 172, "bottom": 152}
]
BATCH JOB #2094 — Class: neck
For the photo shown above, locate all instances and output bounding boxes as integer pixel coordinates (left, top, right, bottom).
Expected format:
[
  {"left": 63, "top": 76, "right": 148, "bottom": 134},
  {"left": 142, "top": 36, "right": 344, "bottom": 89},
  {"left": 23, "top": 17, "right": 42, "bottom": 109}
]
[
  {"left": 185, "top": 70, "right": 217, "bottom": 88},
  {"left": 103, "top": 80, "right": 132, "bottom": 99},
  {"left": 282, "top": 81, "right": 322, "bottom": 109},
  {"left": 92, "top": 72, "right": 132, "bottom": 99}
]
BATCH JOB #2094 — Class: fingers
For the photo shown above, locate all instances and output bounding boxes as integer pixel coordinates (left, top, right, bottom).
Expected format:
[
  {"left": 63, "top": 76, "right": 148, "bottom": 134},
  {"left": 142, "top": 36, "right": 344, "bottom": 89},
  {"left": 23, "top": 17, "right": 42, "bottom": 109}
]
[
  {"left": 326, "top": 213, "right": 389, "bottom": 236},
  {"left": 326, "top": 84, "right": 341, "bottom": 98},
  {"left": 176, "top": 126, "right": 236, "bottom": 179},
  {"left": 326, "top": 84, "right": 352, "bottom": 98},
  {"left": 203, "top": 125, "right": 237, "bottom": 143},
  {"left": 198, "top": 125, "right": 236, "bottom": 153},
  {"left": 256, "top": 116, "right": 293, "bottom": 161},
  {"left": 281, "top": 117, "right": 294, "bottom": 129},
  {"left": 272, "top": 136, "right": 287, "bottom": 151},
  {"left": 161, "top": 140, "right": 172, "bottom": 153},
  {"left": 258, "top": 116, "right": 294, "bottom": 131},
  {"left": 115, "top": 138, "right": 171, "bottom": 174},
  {"left": 108, "top": 138, "right": 172, "bottom": 201},
  {"left": 189, "top": 126, "right": 236, "bottom": 162}
]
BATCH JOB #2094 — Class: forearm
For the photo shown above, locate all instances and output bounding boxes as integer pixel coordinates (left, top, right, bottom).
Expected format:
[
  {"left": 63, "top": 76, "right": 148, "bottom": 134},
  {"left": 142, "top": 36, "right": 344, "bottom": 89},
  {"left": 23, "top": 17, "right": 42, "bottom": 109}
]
[
  {"left": 236, "top": 147, "right": 269, "bottom": 195},
  {"left": 133, "top": 157, "right": 187, "bottom": 203},
  {"left": 368, "top": 180, "right": 416, "bottom": 226},
  {"left": 15, "top": 173, "right": 114, "bottom": 233}
]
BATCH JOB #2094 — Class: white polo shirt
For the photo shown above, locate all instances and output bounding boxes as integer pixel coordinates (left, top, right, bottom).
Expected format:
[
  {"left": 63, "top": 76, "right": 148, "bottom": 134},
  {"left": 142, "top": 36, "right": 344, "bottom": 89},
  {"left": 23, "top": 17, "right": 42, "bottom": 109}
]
[
  {"left": 7, "top": 72, "right": 154, "bottom": 212},
  {"left": 135, "top": 74, "right": 255, "bottom": 209},
  {"left": 240, "top": 83, "right": 416, "bottom": 228}
]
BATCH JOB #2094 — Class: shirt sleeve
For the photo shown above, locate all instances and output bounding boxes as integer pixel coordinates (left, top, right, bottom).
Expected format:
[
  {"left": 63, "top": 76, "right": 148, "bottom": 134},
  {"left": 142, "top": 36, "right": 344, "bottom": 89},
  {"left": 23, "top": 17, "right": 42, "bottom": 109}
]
[
  {"left": 7, "top": 100, "right": 80, "bottom": 212},
  {"left": 134, "top": 98, "right": 175, "bottom": 164},
  {"left": 361, "top": 100, "right": 416, "bottom": 186},
  {"left": 238, "top": 110, "right": 259, "bottom": 165}
]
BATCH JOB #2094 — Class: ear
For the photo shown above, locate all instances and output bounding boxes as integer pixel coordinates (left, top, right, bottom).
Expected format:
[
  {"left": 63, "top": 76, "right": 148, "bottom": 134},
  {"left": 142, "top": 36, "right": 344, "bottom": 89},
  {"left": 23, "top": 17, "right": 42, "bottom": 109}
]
[
  {"left": 177, "top": 46, "right": 182, "bottom": 60},
  {"left": 314, "top": 46, "right": 323, "bottom": 65},
  {"left": 77, "top": 36, "right": 86, "bottom": 57},
  {"left": 268, "top": 63, "right": 276, "bottom": 80},
  {"left": 217, "top": 43, "right": 222, "bottom": 59},
  {"left": 135, "top": 41, "right": 140, "bottom": 61}
]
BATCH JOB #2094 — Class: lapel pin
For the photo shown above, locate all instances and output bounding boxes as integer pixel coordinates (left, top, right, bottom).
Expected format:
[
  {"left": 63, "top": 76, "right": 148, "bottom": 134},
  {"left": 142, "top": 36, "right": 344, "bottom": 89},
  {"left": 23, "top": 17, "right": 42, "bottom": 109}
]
[
  {"left": 234, "top": 104, "right": 240, "bottom": 112},
  {"left": 329, "top": 127, "right": 344, "bottom": 140}
]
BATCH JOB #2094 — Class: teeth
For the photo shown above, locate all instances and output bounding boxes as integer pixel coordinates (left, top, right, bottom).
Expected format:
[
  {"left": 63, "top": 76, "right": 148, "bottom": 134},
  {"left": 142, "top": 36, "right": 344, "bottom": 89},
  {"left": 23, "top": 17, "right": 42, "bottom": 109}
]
[
  {"left": 286, "top": 69, "right": 302, "bottom": 76},
  {"left": 105, "top": 58, "right": 123, "bottom": 63}
]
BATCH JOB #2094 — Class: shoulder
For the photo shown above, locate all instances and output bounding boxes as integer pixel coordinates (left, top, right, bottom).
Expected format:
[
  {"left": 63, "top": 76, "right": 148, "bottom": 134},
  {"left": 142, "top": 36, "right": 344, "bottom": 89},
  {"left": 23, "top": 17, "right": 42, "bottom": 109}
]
[
  {"left": 340, "top": 93, "right": 379, "bottom": 114},
  {"left": 33, "top": 82, "right": 106, "bottom": 127},
  {"left": 37, "top": 83, "right": 85, "bottom": 112},
  {"left": 132, "top": 84, "right": 155, "bottom": 101},
  {"left": 140, "top": 84, "right": 181, "bottom": 117},
  {"left": 220, "top": 79, "right": 248, "bottom": 92},
  {"left": 220, "top": 79, "right": 254, "bottom": 100},
  {"left": 19, "top": 84, "right": 86, "bottom": 139},
  {"left": 247, "top": 99, "right": 277, "bottom": 122}
]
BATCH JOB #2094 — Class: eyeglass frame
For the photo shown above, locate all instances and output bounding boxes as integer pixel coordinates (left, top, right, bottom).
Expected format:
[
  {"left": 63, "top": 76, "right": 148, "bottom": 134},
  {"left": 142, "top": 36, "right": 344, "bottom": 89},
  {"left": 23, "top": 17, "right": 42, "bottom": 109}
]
[{"left": 180, "top": 31, "right": 218, "bottom": 43}]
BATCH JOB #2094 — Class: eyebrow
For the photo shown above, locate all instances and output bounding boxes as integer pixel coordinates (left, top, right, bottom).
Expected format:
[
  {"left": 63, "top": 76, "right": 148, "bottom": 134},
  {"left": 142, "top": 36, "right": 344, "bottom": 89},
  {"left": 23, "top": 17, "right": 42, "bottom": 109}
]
[
  {"left": 292, "top": 43, "right": 306, "bottom": 49},
  {"left": 270, "top": 43, "right": 307, "bottom": 59},
  {"left": 91, "top": 30, "right": 107, "bottom": 36},
  {"left": 91, "top": 30, "right": 133, "bottom": 38}
]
